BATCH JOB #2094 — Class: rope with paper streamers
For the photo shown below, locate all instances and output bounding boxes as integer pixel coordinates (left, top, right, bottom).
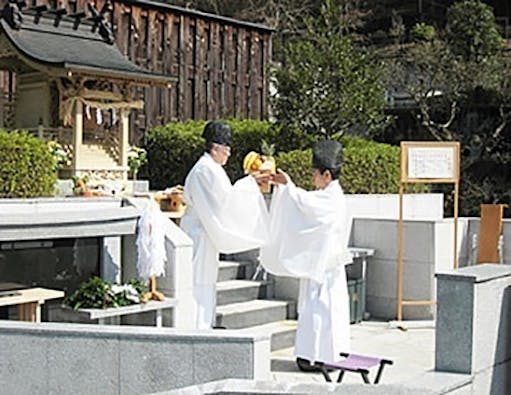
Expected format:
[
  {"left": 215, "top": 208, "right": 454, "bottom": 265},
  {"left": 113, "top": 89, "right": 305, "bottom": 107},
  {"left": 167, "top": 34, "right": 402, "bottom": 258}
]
[{"left": 136, "top": 199, "right": 167, "bottom": 302}]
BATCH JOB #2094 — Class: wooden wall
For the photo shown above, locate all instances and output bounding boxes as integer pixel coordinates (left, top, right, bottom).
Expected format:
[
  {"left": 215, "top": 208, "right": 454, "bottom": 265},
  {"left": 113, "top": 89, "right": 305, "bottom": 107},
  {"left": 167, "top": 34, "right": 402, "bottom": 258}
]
[{"left": 0, "top": 0, "right": 273, "bottom": 141}]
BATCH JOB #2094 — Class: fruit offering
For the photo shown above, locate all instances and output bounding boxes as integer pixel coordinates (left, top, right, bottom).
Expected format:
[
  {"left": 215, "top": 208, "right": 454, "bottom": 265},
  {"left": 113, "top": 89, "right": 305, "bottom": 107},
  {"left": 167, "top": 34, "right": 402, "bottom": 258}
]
[
  {"left": 243, "top": 151, "right": 276, "bottom": 174},
  {"left": 242, "top": 151, "right": 276, "bottom": 193}
]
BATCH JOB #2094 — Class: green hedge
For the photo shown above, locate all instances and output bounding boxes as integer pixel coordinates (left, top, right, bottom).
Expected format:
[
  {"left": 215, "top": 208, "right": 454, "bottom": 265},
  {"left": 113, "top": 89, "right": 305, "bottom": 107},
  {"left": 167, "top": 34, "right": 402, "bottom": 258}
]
[
  {"left": 145, "top": 120, "right": 427, "bottom": 194},
  {"left": 145, "top": 119, "right": 277, "bottom": 189},
  {"left": 0, "top": 130, "right": 57, "bottom": 198},
  {"left": 276, "top": 136, "right": 429, "bottom": 193},
  {"left": 145, "top": 121, "right": 205, "bottom": 190}
]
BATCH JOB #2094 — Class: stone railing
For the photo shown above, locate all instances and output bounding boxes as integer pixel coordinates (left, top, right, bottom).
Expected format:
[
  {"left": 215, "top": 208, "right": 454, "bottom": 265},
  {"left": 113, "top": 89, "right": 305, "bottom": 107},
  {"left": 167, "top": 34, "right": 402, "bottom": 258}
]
[
  {"left": 436, "top": 264, "right": 511, "bottom": 394},
  {"left": 0, "top": 320, "right": 270, "bottom": 394}
]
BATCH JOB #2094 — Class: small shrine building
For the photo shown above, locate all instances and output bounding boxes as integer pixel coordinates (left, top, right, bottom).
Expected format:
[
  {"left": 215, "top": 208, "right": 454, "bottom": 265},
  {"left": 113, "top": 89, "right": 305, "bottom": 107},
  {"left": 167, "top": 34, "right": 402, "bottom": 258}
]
[{"left": 0, "top": 0, "right": 175, "bottom": 180}]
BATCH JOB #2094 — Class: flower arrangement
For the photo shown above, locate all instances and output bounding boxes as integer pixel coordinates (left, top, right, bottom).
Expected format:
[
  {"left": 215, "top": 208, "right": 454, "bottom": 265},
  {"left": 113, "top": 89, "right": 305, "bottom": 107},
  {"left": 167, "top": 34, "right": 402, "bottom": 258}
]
[
  {"left": 128, "top": 145, "right": 148, "bottom": 179},
  {"left": 47, "top": 140, "right": 69, "bottom": 170},
  {"left": 65, "top": 276, "right": 148, "bottom": 310}
]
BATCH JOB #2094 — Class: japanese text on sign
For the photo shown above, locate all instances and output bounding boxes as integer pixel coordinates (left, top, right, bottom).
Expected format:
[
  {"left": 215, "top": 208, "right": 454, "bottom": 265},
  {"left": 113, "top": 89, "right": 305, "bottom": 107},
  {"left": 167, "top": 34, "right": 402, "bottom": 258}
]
[{"left": 407, "top": 147, "right": 455, "bottom": 179}]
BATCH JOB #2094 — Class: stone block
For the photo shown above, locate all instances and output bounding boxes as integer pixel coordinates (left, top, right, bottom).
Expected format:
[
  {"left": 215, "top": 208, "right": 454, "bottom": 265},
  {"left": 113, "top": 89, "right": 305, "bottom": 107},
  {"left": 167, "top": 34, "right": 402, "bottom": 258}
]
[
  {"left": 472, "top": 278, "right": 511, "bottom": 373},
  {"left": 193, "top": 341, "right": 253, "bottom": 384},
  {"left": 119, "top": 337, "right": 194, "bottom": 394},
  {"left": 0, "top": 333, "right": 50, "bottom": 395},
  {"left": 435, "top": 276, "right": 474, "bottom": 373},
  {"left": 47, "top": 335, "right": 119, "bottom": 395}
]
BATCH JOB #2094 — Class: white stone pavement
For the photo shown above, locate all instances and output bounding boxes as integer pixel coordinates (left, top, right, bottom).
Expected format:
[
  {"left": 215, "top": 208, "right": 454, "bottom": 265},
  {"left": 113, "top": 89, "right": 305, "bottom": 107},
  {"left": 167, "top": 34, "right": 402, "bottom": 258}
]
[{"left": 271, "top": 320, "right": 435, "bottom": 385}]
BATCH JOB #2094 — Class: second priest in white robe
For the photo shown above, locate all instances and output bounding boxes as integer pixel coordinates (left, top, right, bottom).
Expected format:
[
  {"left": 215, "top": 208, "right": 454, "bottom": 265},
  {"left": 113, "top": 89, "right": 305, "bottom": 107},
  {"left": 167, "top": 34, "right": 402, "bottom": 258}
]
[
  {"left": 261, "top": 139, "right": 352, "bottom": 368},
  {"left": 180, "top": 121, "right": 269, "bottom": 329}
]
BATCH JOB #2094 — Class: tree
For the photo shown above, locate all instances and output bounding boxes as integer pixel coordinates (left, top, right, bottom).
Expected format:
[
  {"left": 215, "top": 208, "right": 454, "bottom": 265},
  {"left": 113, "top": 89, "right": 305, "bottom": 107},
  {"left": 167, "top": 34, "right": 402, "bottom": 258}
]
[
  {"left": 271, "top": 0, "right": 389, "bottom": 140},
  {"left": 171, "top": 0, "right": 319, "bottom": 32},
  {"left": 388, "top": 0, "right": 511, "bottom": 214}
]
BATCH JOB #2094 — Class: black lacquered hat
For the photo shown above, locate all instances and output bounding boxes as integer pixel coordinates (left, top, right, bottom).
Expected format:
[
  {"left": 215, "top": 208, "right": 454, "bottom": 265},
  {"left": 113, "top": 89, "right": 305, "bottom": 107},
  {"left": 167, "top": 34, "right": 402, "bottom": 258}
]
[
  {"left": 202, "top": 121, "right": 232, "bottom": 146},
  {"left": 312, "top": 139, "right": 343, "bottom": 170}
]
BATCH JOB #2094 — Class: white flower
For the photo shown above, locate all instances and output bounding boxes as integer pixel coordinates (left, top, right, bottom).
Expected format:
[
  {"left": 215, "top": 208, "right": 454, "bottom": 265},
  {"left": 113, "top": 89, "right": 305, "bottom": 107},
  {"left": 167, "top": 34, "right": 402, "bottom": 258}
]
[{"left": 109, "top": 284, "right": 141, "bottom": 304}]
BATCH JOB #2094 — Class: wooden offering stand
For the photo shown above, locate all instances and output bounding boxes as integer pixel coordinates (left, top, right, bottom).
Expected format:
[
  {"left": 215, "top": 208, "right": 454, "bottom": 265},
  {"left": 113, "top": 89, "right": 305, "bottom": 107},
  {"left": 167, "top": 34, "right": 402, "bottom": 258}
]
[{"left": 141, "top": 275, "right": 165, "bottom": 302}]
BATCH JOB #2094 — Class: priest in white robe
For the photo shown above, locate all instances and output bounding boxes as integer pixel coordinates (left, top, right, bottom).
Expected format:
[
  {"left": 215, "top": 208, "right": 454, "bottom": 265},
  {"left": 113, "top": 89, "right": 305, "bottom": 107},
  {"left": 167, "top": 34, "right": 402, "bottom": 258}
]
[
  {"left": 180, "top": 121, "right": 269, "bottom": 329},
  {"left": 261, "top": 139, "right": 352, "bottom": 370}
]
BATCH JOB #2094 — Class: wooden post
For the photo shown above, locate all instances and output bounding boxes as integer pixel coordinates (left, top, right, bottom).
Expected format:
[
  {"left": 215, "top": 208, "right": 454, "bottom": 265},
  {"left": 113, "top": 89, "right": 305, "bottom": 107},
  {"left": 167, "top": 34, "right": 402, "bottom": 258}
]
[
  {"left": 72, "top": 100, "right": 83, "bottom": 174},
  {"left": 397, "top": 182, "right": 405, "bottom": 321},
  {"left": 120, "top": 109, "right": 130, "bottom": 180}
]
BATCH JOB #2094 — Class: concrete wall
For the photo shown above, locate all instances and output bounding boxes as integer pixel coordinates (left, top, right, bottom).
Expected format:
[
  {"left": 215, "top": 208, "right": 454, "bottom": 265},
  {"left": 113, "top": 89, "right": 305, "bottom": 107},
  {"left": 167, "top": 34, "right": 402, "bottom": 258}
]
[
  {"left": 349, "top": 217, "right": 468, "bottom": 320},
  {"left": 0, "top": 320, "right": 270, "bottom": 395},
  {"left": 436, "top": 264, "right": 511, "bottom": 395},
  {"left": 346, "top": 217, "right": 511, "bottom": 321},
  {"left": 345, "top": 193, "right": 444, "bottom": 221}
]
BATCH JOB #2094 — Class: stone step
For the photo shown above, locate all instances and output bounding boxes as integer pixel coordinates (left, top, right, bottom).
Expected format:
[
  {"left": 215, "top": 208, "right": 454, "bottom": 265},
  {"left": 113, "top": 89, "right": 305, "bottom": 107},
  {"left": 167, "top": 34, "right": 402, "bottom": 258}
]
[
  {"left": 270, "top": 346, "right": 299, "bottom": 372},
  {"left": 79, "top": 151, "right": 117, "bottom": 160},
  {"left": 217, "top": 260, "right": 259, "bottom": 282},
  {"left": 216, "top": 280, "right": 268, "bottom": 306},
  {"left": 79, "top": 145, "right": 118, "bottom": 167},
  {"left": 239, "top": 320, "right": 297, "bottom": 352},
  {"left": 216, "top": 299, "right": 293, "bottom": 329}
]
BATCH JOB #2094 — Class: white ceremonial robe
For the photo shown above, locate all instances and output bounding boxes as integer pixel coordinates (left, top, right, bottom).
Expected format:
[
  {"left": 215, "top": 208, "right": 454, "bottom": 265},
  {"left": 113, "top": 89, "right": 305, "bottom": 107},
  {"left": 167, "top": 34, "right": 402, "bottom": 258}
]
[
  {"left": 180, "top": 153, "right": 269, "bottom": 329},
  {"left": 261, "top": 180, "right": 352, "bottom": 364}
]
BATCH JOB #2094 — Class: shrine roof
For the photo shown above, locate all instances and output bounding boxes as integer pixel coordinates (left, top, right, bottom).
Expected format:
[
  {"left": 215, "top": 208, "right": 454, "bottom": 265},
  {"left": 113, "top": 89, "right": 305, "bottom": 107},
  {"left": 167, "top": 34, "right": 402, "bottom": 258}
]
[{"left": 0, "top": 1, "right": 175, "bottom": 85}]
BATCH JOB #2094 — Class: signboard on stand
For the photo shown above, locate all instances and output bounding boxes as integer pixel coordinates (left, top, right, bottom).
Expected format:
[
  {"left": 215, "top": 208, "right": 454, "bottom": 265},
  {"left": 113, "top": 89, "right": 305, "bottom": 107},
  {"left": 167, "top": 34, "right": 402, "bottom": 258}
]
[{"left": 397, "top": 141, "right": 460, "bottom": 321}]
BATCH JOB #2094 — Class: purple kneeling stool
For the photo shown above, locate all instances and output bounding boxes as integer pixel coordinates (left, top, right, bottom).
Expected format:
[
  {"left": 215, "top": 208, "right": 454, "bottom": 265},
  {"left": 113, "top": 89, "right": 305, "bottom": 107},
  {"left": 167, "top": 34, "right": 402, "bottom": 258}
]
[{"left": 319, "top": 352, "right": 393, "bottom": 384}]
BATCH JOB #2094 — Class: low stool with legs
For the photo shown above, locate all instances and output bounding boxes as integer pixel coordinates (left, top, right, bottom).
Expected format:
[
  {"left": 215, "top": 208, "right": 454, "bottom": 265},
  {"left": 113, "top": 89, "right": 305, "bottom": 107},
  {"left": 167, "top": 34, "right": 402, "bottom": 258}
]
[{"left": 320, "top": 352, "right": 393, "bottom": 384}]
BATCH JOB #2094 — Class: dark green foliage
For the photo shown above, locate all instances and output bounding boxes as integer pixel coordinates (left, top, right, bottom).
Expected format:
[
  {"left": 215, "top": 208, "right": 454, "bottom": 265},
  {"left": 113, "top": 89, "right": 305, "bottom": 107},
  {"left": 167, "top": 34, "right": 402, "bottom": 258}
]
[
  {"left": 276, "top": 149, "right": 315, "bottom": 190},
  {"left": 411, "top": 22, "right": 436, "bottom": 42},
  {"left": 145, "top": 119, "right": 278, "bottom": 188},
  {"left": 342, "top": 139, "right": 403, "bottom": 194},
  {"left": 388, "top": 0, "right": 511, "bottom": 215},
  {"left": 272, "top": 0, "right": 389, "bottom": 139},
  {"left": 65, "top": 276, "right": 147, "bottom": 310},
  {"left": 145, "top": 120, "right": 427, "bottom": 195},
  {"left": 276, "top": 136, "right": 429, "bottom": 193},
  {"left": 144, "top": 120, "right": 206, "bottom": 190},
  {"left": 0, "top": 130, "right": 57, "bottom": 198},
  {"left": 446, "top": 0, "right": 504, "bottom": 63},
  {"left": 224, "top": 119, "right": 277, "bottom": 181}
]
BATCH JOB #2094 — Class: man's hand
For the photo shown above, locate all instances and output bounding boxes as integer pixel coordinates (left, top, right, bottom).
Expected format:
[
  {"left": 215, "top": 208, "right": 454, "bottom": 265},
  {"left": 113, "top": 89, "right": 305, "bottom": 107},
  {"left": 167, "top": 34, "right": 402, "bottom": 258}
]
[{"left": 271, "top": 169, "right": 290, "bottom": 185}]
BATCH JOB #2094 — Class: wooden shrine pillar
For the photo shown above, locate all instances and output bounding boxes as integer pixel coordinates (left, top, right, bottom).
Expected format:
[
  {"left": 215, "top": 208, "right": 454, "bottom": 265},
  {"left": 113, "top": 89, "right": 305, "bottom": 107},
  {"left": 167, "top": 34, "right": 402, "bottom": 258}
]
[
  {"left": 119, "top": 109, "right": 130, "bottom": 180},
  {"left": 72, "top": 100, "right": 83, "bottom": 174}
]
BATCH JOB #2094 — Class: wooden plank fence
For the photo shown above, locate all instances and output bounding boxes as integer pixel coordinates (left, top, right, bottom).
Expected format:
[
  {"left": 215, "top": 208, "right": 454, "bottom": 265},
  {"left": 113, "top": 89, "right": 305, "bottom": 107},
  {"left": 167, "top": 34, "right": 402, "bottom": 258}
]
[{"left": 0, "top": 0, "right": 273, "bottom": 142}]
